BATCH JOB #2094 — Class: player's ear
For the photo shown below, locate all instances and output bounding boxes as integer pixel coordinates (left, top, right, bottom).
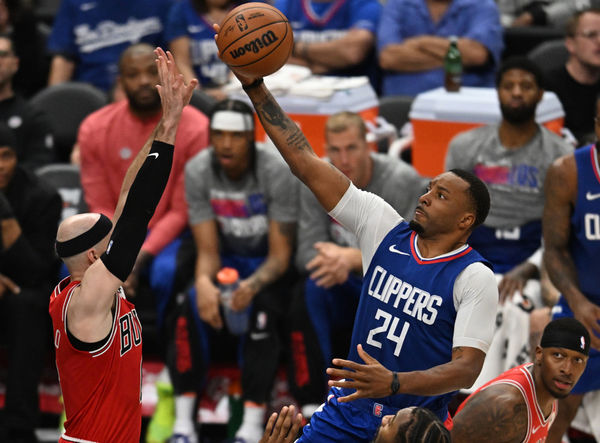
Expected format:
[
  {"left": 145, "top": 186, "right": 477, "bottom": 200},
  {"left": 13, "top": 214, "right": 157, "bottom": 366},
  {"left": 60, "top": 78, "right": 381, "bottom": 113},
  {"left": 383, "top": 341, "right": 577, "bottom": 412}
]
[
  {"left": 86, "top": 248, "right": 98, "bottom": 263},
  {"left": 534, "top": 346, "right": 543, "bottom": 365},
  {"left": 458, "top": 211, "right": 475, "bottom": 231}
]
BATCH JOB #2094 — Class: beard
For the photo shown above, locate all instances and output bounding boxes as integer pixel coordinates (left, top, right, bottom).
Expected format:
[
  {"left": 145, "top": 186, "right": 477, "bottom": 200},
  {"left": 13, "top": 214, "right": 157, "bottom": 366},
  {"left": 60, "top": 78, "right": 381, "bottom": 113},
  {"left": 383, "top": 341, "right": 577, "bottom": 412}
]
[
  {"left": 542, "top": 377, "right": 572, "bottom": 400},
  {"left": 500, "top": 102, "right": 537, "bottom": 125},
  {"left": 409, "top": 219, "right": 424, "bottom": 235},
  {"left": 125, "top": 87, "right": 161, "bottom": 114}
]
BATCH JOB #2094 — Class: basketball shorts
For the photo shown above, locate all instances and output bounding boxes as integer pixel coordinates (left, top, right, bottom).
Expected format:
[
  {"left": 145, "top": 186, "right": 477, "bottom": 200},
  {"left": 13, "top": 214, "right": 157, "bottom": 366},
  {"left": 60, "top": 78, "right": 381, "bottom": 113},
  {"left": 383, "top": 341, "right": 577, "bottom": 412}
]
[{"left": 297, "top": 387, "right": 393, "bottom": 442}]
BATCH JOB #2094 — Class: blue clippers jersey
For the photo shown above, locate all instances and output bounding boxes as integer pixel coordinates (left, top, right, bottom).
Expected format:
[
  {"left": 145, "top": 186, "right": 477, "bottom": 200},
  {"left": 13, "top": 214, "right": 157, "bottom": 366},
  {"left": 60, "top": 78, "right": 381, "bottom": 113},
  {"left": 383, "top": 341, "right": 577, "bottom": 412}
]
[
  {"left": 343, "top": 222, "right": 489, "bottom": 419},
  {"left": 165, "top": 0, "right": 230, "bottom": 87},
  {"left": 571, "top": 144, "right": 600, "bottom": 305}
]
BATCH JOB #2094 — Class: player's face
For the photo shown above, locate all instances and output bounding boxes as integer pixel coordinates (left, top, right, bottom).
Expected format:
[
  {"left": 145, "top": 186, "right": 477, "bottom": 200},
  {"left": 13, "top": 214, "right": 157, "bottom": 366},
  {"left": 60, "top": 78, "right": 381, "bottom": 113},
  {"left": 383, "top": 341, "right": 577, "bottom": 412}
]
[
  {"left": 537, "top": 346, "right": 588, "bottom": 399},
  {"left": 497, "top": 68, "right": 542, "bottom": 125},
  {"left": 326, "top": 125, "right": 371, "bottom": 188},
  {"left": 371, "top": 407, "right": 415, "bottom": 443},
  {"left": 211, "top": 128, "right": 254, "bottom": 179},
  {"left": 567, "top": 12, "right": 600, "bottom": 69},
  {"left": 0, "top": 37, "right": 17, "bottom": 88},
  {"left": 119, "top": 52, "right": 161, "bottom": 113},
  {"left": 0, "top": 146, "right": 16, "bottom": 189},
  {"left": 410, "top": 172, "right": 474, "bottom": 237}
]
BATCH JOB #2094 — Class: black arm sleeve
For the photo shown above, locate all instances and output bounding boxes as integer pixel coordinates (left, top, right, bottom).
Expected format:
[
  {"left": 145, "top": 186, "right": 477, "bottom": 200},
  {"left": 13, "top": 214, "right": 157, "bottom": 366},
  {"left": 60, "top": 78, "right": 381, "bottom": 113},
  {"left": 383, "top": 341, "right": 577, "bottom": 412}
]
[{"left": 101, "top": 141, "right": 174, "bottom": 281}]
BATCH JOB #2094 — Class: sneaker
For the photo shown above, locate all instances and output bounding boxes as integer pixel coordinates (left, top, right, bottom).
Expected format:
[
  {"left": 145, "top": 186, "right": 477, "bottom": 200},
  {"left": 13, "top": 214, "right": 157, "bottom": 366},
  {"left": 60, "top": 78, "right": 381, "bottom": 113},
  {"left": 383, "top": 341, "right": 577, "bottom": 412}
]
[
  {"left": 235, "top": 422, "right": 264, "bottom": 443},
  {"left": 146, "top": 381, "right": 176, "bottom": 443},
  {"left": 58, "top": 395, "right": 66, "bottom": 433}
]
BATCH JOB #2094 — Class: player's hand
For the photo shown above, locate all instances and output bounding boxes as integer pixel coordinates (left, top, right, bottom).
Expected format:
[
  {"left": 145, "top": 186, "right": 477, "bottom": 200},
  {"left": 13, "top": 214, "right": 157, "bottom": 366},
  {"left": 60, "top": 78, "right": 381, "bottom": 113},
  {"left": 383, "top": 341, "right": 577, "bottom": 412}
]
[
  {"left": 259, "top": 405, "right": 303, "bottom": 443},
  {"left": 326, "top": 344, "right": 395, "bottom": 402},
  {"left": 231, "top": 279, "right": 257, "bottom": 311},
  {"left": 306, "top": 242, "right": 352, "bottom": 288},
  {"left": 212, "top": 24, "right": 261, "bottom": 87},
  {"left": 498, "top": 261, "right": 538, "bottom": 304},
  {"left": 195, "top": 277, "right": 223, "bottom": 330},
  {"left": 154, "top": 47, "right": 197, "bottom": 121},
  {"left": 0, "top": 273, "right": 20, "bottom": 298},
  {"left": 571, "top": 295, "right": 600, "bottom": 350}
]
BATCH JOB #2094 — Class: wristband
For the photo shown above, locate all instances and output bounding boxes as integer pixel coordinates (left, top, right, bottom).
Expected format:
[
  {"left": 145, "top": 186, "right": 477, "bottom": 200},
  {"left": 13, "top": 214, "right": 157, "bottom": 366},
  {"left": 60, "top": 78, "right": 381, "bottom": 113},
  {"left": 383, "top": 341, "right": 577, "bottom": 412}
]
[
  {"left": 242, "top": 78, "right": 264, "bottom": 92},
  {"left": 390, "top": 372, "right": 400, "bottom": 395}
]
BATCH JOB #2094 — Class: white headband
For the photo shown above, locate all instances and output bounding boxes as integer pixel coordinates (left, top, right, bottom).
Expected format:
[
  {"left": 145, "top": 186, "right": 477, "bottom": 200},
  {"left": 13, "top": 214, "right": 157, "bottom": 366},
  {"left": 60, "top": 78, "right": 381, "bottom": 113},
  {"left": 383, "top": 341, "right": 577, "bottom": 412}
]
[{"left": 211, "top": 110, "right": 254, "bottom": 132}]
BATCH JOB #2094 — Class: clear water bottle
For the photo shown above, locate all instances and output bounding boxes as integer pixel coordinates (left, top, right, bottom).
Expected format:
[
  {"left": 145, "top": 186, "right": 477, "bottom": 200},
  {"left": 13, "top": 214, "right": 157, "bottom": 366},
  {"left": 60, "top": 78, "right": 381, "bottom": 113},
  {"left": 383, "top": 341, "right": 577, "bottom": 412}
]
[
  {"left": 217, "top": 267, "right": 250, "bottom": 335},
  {"left": 444, "top": 36, "right": 462, "bottom": 92}
]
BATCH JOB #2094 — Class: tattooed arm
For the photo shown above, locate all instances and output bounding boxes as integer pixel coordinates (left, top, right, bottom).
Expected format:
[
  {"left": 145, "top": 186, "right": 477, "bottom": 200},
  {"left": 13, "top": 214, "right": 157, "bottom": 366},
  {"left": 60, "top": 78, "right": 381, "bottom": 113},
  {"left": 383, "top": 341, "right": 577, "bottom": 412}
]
[
  {"left": 543, "top": 155, "right": 600, "bottom": 349},
  {"left": 231, "top": 220, "right": 296, "bottom": 311},
  {"left": 211, "top": 37, "right": 348, "bottom": 213},
  {"left": 247, "top": 84, "right": 350, "bottom": 212},
  {"left": 452, "top": 384, "right": 528, "bottom": 443}
]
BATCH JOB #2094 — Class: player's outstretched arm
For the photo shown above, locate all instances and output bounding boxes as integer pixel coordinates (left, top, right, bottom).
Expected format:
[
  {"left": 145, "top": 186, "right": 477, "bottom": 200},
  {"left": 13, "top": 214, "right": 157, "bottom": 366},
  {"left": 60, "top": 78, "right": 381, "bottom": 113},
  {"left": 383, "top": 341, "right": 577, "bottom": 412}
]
[
  {"left": 71, "top": 49, "right": 197, "bottom": 340},
  {"left": 112, "top": 48, "right": 197, "bottom": 224},
  {"left": 242, "top": 81, "right": 348, "bottom": 212},
  {"left": 327, "top": 345, "right": 485, "bottom": 401},
  {"left": 213, "top": 25, "right": 349, "bottom": 212},
  {"left": 452, "top": 384, "right": 528, "bottom": 443},
  {"left": 543, "top": 155, "right": 600, "bottom": 349}
]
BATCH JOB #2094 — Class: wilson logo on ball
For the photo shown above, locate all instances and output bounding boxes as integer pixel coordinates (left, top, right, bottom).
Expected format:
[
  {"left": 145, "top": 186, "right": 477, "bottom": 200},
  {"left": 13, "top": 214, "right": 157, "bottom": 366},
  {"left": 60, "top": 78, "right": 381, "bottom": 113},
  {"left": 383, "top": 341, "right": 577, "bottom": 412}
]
[{"left": 229, "top": 30, "right": 279, "bottom": 59}]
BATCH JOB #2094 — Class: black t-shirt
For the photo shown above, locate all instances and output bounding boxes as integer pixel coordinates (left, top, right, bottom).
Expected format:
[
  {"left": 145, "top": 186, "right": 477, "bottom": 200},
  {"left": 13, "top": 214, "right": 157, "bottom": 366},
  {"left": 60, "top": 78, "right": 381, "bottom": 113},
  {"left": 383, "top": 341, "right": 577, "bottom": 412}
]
[
  {"left": 1, "top": 167, "right": 62, "bottom": 291},
  {"left": 544, "top": 65, "right": 600, "bottom": 144}
]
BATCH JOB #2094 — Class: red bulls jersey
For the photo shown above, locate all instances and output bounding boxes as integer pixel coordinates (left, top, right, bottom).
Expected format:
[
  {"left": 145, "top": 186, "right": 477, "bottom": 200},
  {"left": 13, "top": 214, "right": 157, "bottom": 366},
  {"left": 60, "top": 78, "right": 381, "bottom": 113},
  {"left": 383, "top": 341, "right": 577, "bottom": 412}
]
[
  {"left": 49, "top": 277, "right": 143, "bottom": 442},
  {"left": 457, "top": 363, "right": 556, "bottom": 443}
]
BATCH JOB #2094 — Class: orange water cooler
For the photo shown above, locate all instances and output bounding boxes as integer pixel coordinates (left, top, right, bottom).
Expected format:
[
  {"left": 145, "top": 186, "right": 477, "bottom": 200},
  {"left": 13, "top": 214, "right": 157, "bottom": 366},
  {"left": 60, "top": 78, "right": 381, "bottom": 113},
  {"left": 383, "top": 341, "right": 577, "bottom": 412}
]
[
  {"left": 409, "top": 87, "right": 565, "bottom": 177},
  {"left": 235, "top": 80, "right": 379, "bottom": 157}
]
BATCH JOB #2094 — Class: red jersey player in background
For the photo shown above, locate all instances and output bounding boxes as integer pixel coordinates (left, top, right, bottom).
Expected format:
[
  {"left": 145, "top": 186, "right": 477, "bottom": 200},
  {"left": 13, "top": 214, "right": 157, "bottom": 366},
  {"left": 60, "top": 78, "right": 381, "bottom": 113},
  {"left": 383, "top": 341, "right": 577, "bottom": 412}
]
[
  {"left": 452, "top": 318, "right": 590, "bottom": 443},
  {"left": 49, "top": 48, "right": 197, "bottom": 443}
]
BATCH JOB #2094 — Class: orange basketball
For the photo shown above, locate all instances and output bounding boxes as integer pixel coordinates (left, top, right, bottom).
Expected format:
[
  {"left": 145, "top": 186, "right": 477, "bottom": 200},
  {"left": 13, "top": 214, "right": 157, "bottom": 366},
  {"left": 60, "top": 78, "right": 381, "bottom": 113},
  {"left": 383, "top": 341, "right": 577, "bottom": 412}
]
[{"left": 216, "top": 2, "right": 293, "bottom": 77}]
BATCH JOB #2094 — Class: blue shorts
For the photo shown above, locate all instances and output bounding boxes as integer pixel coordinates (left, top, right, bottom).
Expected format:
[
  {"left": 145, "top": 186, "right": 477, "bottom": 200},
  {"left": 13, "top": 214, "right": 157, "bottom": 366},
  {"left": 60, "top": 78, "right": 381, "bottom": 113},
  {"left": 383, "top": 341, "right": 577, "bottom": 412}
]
[
  {"left": 553, "top": 297, "right": 600, "bottom": 394},
  {"left": 297, "top": 387, "right": 396, "bottom": 442}
]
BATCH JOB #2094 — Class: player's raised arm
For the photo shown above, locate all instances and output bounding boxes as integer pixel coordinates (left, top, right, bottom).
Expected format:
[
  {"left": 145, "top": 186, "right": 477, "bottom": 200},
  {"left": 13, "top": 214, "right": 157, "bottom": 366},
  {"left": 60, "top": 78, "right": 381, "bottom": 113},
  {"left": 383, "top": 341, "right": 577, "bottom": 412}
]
[
  {"left": 61, "top": 49, "right": 197, "bottom": 341},
  {"left": 213, "top": 25, "right": 349, "bottom": 212},
  {"left": 112, "top": 49, "right": 197, "bottom": 224}
]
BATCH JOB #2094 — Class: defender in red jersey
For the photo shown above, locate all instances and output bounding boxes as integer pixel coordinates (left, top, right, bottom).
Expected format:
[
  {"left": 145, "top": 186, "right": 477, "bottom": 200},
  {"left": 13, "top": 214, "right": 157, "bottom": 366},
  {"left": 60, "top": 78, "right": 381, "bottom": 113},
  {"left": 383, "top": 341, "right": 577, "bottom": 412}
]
[
  {"left": 49, "top": 48, "right": 197, "bottom": 443},
  {"left": 452, "top": 318, "right": 590, "bottom": 443}
]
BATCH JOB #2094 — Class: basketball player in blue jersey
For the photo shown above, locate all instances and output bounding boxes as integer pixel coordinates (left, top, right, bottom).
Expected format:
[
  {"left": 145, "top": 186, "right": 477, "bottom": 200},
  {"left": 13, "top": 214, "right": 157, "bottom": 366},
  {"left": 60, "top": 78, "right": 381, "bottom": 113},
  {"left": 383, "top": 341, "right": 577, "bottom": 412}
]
[
  {"left": 214, "top": 24, "right": 498, "bottom": 442},
  {"left": 543, "top": 119, "right": 600, "bottom": 441},
  {"left": 259, "top": 404, "right": 450, "bottom": 443}
]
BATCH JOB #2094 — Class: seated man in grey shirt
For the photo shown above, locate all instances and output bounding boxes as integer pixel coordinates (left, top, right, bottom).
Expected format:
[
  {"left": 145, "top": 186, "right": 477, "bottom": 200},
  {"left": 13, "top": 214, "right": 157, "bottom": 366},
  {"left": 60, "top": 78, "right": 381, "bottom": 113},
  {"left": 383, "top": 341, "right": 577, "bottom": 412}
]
[
  {"left": 175, "top": 99, "right": 298, "bottom": 442},
  {"left": 289, "top": 111, "right": 426, "bottom": 417},
  {"left": 445, "top": 56, "right": 572, "bottom": 389}
]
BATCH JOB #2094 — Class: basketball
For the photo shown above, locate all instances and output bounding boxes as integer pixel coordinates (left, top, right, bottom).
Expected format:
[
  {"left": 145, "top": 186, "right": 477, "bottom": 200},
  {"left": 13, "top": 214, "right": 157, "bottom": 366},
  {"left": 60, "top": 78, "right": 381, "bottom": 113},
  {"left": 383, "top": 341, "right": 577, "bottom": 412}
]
[{"left": 216, "top": 2, "right": 293, "bottom": 77}]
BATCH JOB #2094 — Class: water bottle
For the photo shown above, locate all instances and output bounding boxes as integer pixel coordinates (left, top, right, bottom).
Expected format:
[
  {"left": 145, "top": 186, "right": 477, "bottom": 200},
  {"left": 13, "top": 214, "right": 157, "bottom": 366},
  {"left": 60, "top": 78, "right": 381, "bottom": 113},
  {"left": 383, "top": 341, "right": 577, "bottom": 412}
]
[
  {"left": 444, "top": 36, "right": 462, "bottom": 92},
  {"left": 217, "top": 267, "right": 250, "bottom": 335}
]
